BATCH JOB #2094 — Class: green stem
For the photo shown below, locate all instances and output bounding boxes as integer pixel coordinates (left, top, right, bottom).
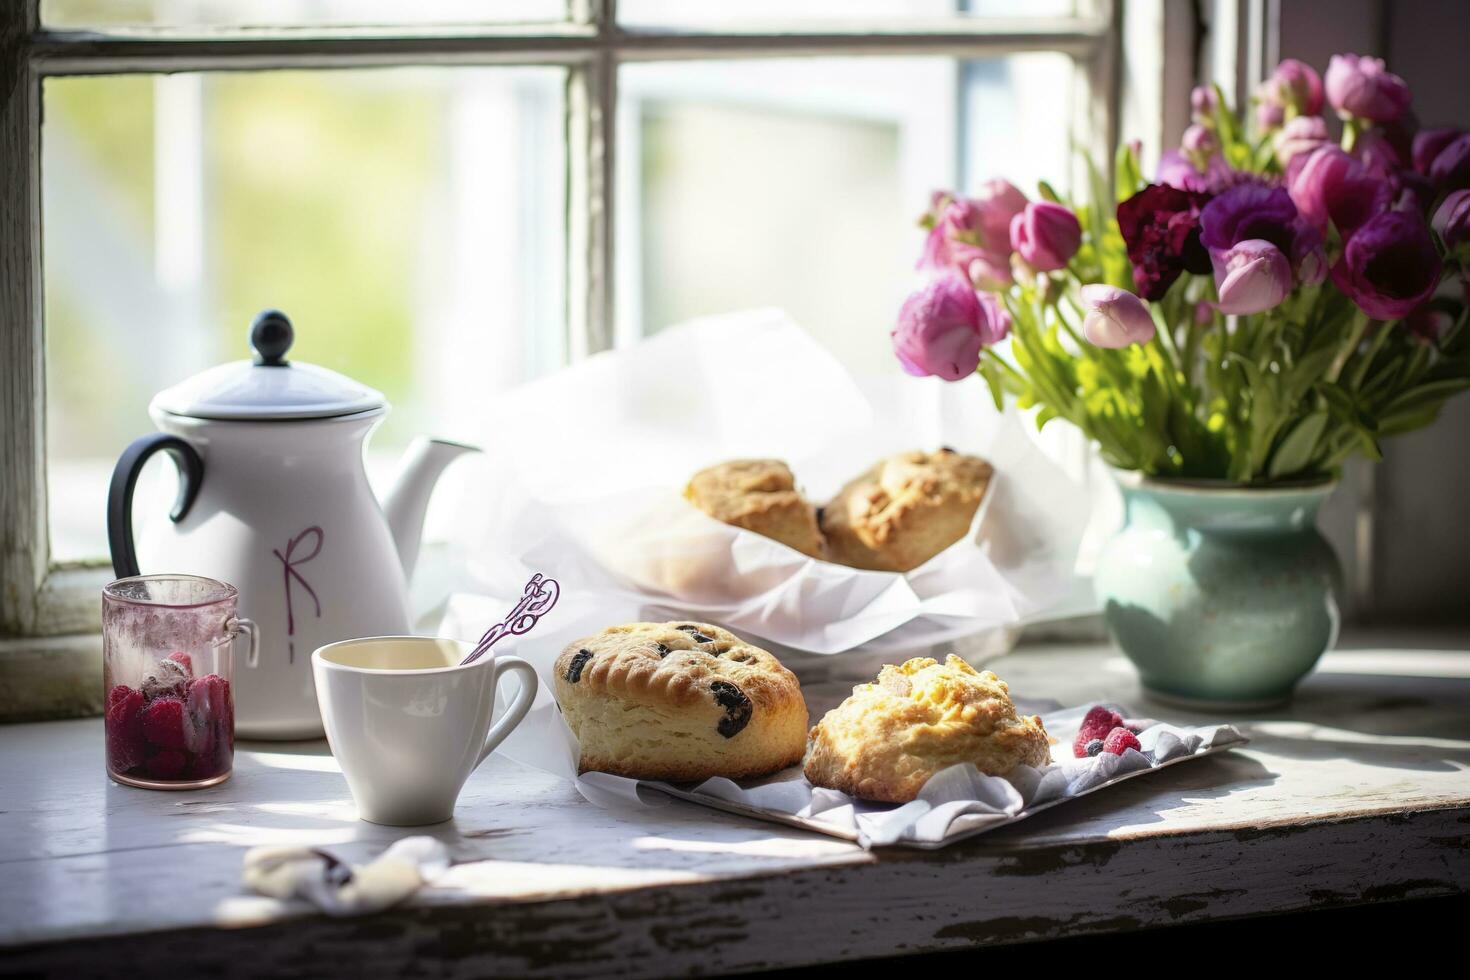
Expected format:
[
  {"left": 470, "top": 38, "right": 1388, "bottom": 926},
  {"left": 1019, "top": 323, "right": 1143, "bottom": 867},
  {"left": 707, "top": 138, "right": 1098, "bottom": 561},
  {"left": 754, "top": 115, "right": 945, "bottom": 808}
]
[
  {"left": 1347, "top": 320, "right": 1394, "bottom": 391},
  {"left": 1327, "top": 310, "right": 1371, "bottom": 383}
]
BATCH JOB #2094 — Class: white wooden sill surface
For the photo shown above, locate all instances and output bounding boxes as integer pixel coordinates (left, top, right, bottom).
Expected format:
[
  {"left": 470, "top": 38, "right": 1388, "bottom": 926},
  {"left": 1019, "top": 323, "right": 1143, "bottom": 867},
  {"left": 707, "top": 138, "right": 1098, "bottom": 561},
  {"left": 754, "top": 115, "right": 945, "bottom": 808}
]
[{"left": 2, "top": 632, "right": 1468, "bottom": 976}]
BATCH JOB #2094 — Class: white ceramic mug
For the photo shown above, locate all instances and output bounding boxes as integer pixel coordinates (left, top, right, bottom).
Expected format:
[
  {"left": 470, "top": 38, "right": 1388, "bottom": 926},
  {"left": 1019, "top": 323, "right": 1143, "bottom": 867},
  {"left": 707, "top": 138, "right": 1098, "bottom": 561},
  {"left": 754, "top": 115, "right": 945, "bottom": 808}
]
[{"left": 312, "top": 636, "right": 538, "bottom": 826}]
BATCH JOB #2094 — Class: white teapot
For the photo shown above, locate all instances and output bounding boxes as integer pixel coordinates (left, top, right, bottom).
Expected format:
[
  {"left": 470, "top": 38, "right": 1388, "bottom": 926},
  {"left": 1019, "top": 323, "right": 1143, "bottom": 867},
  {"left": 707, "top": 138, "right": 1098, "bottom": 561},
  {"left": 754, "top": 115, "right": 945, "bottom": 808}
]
[{"left": 108, "top": 310, "right": 476, "bottom": 739}]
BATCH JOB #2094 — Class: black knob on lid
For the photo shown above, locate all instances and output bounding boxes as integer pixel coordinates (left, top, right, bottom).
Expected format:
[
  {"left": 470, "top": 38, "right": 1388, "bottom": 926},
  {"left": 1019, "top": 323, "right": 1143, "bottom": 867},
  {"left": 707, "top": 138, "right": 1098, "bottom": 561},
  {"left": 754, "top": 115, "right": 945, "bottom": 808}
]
[{"left": 251, "top": 309, "right": 293, "bottom": 367}]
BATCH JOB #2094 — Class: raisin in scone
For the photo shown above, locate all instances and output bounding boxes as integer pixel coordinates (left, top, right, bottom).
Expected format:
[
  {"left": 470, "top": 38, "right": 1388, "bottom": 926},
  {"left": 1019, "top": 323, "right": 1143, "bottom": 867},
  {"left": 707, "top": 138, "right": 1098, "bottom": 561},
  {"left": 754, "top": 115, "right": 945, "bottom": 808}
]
[
  {"left": 553, "top": 622, "right": 808, "bottom": 781},
  {"left": 803, "top": 655, "right": 1049, "bottom": 803},
  {"left": 820, "top": 448, "right": 993, "bottom": 572},
  {"left": 685, "top": 459, "right": 824, "bottom": 559}
]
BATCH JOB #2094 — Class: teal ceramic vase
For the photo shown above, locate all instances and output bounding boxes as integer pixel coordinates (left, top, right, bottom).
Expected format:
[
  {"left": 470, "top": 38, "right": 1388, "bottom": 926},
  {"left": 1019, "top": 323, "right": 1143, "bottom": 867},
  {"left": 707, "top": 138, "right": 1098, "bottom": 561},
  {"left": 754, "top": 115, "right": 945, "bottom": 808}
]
[{"left": 1094, "top": 471, "right": 1343, "bottom": 708}]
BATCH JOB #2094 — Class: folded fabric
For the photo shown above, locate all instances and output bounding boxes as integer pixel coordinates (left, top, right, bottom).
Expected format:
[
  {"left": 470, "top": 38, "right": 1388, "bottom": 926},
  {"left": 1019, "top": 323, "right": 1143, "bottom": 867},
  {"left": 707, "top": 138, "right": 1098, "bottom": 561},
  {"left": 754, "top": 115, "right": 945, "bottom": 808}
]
[{"left": 243, "top": 837, "right": 450, "bottom": 917}]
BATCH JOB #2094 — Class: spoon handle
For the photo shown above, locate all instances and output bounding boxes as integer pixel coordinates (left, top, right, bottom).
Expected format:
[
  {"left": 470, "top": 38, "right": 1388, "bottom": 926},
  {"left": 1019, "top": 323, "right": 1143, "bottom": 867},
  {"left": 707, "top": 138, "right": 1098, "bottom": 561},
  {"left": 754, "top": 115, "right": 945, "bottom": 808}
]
[{"left": 460, "top": 573, "right": 560, "bottom": 666}]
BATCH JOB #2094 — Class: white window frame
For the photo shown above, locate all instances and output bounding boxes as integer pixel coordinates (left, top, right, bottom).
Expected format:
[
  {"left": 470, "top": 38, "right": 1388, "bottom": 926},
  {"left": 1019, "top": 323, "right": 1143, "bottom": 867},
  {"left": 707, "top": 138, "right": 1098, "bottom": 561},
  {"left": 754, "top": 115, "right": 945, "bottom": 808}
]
[{"left": 1, "top": 0, "right": 1138, "bottom": 707}]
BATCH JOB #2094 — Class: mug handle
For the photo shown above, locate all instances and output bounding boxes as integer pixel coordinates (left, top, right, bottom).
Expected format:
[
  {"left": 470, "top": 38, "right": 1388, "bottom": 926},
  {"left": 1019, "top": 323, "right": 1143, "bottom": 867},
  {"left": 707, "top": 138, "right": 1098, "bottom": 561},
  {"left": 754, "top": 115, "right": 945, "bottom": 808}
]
[
  {"left": 107, "top": 433, "right": 205, "bottom": 578},
  {"left": 228, "top": 617, "right": 260, "bottom": 669},
  {"left": 476, "top": 655, "right": 539, "bottom": 767}
]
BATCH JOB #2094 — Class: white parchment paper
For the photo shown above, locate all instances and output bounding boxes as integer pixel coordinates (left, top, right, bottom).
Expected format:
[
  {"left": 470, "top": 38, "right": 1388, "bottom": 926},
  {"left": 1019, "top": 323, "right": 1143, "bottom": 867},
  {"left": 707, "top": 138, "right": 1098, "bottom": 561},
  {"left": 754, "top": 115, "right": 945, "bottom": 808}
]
[
  {"left": 450, "top": 309, "right": 1090, "bottom": 656},
  {"left": 574, "top": 705, "right": 1249, "bottom": 849}
]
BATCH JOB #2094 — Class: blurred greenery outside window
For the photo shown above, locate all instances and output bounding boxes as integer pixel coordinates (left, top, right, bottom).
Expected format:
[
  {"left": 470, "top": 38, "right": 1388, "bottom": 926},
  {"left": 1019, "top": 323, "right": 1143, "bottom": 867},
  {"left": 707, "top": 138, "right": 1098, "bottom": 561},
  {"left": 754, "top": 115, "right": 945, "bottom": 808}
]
[{"left": 29, "top": 0, "right": 1102, "bottom": 589}]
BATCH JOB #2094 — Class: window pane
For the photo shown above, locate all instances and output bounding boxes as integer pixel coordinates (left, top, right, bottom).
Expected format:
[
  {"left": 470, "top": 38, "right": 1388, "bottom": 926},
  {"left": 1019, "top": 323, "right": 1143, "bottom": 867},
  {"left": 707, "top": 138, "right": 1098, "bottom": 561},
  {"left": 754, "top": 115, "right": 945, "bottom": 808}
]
[
  {"left": 44, "top": 68, "right": 565, "bottom": 563},
  {"left": 619, "top": 0, "right": 1077, "bottom": 27},
  {"left": 617, "top": 54, "right": 1074, "bottom": 375},
  {"left": 43, "top": 0, "right": 565, "bottom": 30}
]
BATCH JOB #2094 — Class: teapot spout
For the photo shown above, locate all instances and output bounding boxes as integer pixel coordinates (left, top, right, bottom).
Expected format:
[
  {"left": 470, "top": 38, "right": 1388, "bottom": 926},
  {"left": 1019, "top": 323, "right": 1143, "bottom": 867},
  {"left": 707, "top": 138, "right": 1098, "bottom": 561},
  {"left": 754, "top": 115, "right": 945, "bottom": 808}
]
[{"left": 383, "top": 437, "right": 479, "bottom": 581}]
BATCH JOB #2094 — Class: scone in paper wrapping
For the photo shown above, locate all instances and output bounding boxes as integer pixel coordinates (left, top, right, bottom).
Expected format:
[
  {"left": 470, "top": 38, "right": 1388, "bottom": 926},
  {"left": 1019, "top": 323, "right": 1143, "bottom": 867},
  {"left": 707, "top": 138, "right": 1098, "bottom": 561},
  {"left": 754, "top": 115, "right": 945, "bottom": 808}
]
[{"left": 449, "top": 310, "right": 1090, "bottom": 657}]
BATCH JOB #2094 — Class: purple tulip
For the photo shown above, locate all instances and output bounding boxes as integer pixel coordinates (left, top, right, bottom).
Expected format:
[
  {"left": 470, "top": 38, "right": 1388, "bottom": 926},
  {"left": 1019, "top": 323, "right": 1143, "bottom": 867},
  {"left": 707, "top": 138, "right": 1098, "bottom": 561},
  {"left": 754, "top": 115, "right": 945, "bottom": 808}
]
[
  {"left": 1116, "top": 183, "right": 1212, "bottom": 300},
  {"left": 1199, "top": 182, "right": 1325, "bottom": 287},
  {"left": 1009, "top": 201, "right": 1082, "bottom": 272},
  {"left": 1433, "top": 188, "right": 1470, "bottom": 253},
  {"left": 1429, "top": 133, "right": 1470, "bottom": 191},
  {"left": 1212, "top": 239, "right": 1293, "bottom": 315},
  {"left": 1412, "top": 127, "right": 1460, "bottom": 175},
  {"left": 1330, "top": 211, "right": 1442, "bottom": 320},
  {"left": 1354, "top": 127, "right": 1405, "bottom": 178},
  {"left": 1080, "top": 285, "right": 1156, "bottom": 349},
  {"left": 892, "top": 274, "right": 1009, "bottom": 381},
  {"left": 1405, "top": 303, "right": 1453, "bottom": 345},
  {"left": 1394, "top": 170, "right": 1437, "bottom": 215},
  {"left": 1288, "top": 145, "right": 1393, "bottom": 238},
  {"left": 1325, "top": 54, "right": 1412, "bottom": 123},
  {"left": 1267, "top": 59, "right": 1325, "bottom": 116},
  {"left": 1273, "top": 115, "right": 1330, "bottom": 166}
]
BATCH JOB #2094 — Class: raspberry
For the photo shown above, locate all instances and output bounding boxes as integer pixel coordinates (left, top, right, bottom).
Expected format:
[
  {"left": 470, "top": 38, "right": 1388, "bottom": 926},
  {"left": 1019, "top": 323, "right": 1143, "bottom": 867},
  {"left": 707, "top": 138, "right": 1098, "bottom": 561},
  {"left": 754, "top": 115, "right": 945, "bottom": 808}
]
[
  {"left": 1073, "top": 705, "right": 1125, "bottom": 757},
  {"left": 145, "top": 749, "right": 187, "bottom": 780},
  {"left": 1102, "top": 727, "right": 1142, "bottom": 755},
  {"left": 185, "top": 674, "right": 231, "bottom": 757},
  {"left": 167, "top": 651, "right": 194, "bottom": 676},
  {"left": 141, "top": 696, "right": 187, "bottom": 750},
  {"left": 1085, "top": 738, "right": 1105, "bottom": 757},
  {"left": 105, "top": 687, "right": 146, "bottom": 772}
]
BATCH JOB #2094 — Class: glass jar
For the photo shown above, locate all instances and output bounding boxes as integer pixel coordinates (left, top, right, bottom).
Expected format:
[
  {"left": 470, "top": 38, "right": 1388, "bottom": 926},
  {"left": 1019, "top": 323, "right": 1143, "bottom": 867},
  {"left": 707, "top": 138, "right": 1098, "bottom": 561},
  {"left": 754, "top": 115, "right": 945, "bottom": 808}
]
[{"left": 102, "top": 575, "right": 258, "bottom": 789}]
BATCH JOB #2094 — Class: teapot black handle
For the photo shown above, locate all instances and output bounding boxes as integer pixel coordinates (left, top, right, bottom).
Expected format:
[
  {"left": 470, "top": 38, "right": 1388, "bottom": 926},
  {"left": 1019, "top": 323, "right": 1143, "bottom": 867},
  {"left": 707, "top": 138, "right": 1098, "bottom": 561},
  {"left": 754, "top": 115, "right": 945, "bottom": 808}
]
[{"left": 107, "top": 434, "right": 205, "bottom": 578}]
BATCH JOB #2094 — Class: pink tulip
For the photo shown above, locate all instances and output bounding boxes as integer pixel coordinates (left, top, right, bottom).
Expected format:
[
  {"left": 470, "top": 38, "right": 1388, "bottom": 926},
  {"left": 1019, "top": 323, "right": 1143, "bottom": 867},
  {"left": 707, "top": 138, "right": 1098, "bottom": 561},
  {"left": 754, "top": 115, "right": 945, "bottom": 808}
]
[
  {"left": 1287, "top": 145, "right": 1392, "bottom": 238},
  {"left": 1080, "top": 284, "right": 1156, "bottom": 349},
  {"left": 1325, "top": 53, "right": 1411, "bottom": 123},
  {"left": 1009, "top": 201, "right": 1082, "bottom": 272},
  {"left": 1255, "top": 100, "right": 1285, "bottom": 132},
  {"left": 1212, "top": 239, "right": 1292, "bottom": 315},
  {"left": 917, "top": 181, "right": 1028, "bottom": 284},
  {"left": 1190, "top": 85, "right": 1217, "bottom": 124},
  {"left": 1273, "top": 115, "right": 1330, "bottom": 167},
  {"left": 1182, "top": 123, "right": 1216, "bottom": 157},
  {"left": 1268, "top": 59, "right": 1325, "bottom": 116},
  {"left": 892, "top": 274, "right": 1009, "bottom": 381}
]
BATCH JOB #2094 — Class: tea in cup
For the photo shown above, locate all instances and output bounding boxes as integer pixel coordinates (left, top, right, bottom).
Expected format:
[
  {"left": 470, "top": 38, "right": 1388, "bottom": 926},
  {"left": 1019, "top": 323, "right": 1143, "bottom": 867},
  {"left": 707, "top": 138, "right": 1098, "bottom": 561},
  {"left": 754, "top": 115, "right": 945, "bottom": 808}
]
[{"left": 312, "top": 636, "right": 538, "bottom": 826}]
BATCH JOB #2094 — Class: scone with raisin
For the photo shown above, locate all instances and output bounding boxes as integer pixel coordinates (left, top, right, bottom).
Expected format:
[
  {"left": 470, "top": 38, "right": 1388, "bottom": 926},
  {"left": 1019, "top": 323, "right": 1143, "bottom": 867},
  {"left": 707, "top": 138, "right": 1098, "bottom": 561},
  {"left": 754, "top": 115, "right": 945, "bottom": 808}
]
[
  {"left": 820, "top": 448, "right": 993, "bottom": 572},
  {"left": 685, "top": 459, "right": 824, "bottom": 558},
  {"left": 803, "top": 655, "right": 1049, "bottom": 803},
  {"left": 553, "top": 622, "right": 808, "bottom": 782}
]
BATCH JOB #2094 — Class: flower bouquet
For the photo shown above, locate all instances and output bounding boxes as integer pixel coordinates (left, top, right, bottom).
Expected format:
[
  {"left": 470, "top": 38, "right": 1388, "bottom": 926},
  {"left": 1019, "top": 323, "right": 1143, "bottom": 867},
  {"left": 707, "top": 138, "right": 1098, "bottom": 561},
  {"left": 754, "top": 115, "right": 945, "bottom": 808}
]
[{"left": 891, "top": 54, "right": 1470, "bottom": 705}]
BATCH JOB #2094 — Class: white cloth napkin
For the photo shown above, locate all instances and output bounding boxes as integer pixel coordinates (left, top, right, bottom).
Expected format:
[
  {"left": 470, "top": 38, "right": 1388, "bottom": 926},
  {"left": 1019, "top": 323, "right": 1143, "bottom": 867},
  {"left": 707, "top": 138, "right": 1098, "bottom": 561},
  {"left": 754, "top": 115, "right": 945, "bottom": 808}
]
[{"left": 242, "top": 837, "right": 450, "bottom": 916}]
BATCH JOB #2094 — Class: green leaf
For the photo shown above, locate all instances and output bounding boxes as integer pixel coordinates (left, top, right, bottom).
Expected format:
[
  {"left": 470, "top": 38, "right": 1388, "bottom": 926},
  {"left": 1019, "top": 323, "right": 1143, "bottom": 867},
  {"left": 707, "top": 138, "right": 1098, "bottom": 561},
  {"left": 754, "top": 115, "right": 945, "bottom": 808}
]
[
  {"left": 977, "top": 357, "right": 1007, "bottom": 412},
  {"left": 1037, "top": 180, "right": 1062, "bottom": 204},
  {"left": 1377, "top": 378, "right": 1470, "bottom": 420},
  {"left": 1267, "top": 411, "right": 1328, "bottom": 479}
]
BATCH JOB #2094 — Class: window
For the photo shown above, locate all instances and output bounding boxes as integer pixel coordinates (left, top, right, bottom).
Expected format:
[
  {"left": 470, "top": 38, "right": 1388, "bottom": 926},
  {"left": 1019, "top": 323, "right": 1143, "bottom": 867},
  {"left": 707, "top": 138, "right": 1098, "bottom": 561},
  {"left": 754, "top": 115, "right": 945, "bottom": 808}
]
[{"left": 1, "top": 1, "right": 1120, "bottom": 641}]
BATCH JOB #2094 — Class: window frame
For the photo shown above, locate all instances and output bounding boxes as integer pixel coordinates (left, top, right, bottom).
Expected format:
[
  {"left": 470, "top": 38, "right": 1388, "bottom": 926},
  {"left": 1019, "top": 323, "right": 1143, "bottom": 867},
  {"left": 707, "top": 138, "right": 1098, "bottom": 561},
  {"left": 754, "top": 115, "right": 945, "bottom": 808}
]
[{"left": 0, "top": 0, "right": 1123, "bottom": 644}]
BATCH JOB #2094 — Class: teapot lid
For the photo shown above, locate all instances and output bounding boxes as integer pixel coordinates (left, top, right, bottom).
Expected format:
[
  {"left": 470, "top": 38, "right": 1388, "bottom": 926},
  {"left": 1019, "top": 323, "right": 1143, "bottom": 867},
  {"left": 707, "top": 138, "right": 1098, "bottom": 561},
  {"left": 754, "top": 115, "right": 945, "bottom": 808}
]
[{"left": 151, "top": 310, "right": 387, "bottom": 421}]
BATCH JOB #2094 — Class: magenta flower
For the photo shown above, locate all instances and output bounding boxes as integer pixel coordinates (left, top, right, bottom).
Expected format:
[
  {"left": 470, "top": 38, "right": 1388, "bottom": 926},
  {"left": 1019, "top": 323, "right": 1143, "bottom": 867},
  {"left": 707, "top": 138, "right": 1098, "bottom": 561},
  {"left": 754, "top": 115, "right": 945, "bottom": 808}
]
[
  {"left": 1080, "top": 285, "right": 1156, "bottom": 349},
  {"left": 892, "top": 274, "right": 1008, "bottom": 381},
  {"left": 1116, "top": 183, "right": 1212, "bottom": 300},
  {"left": 1429, "top": 133, "right": 1470, "bottom": 191},
  {"left": 1330, "top": 211, "right": 1441, "bottom": 320},
  {"left": 1266, "top": 59, "right": 1325, "bottom": 117},
  {"left": 1010, "top": 201, "right": 1082, "bottom": 272},
  {"left": 917, "top": 181, "right": 1028, "bottom": 285},
  {"left": 1325, "top": 54, "right": 1411, "bottom": 123},
  {"left": 1190, "top": 86, "right": 1217, "bottom": 124},
  {"left": 1273, "top": 115, "right": 1330, "bottom": 166},
  {"left": 1200, "top": 183, "right": 1324, "bottom": 287},
  {"left": 1287, "top": 145, "right": 1392, "bottom": 238},
  {"left": 1256, "top": 100, "right": 1285, "bottom": 132},
  {"left": 1405, "top": 302, "right": 1454, "bottom": 345},
  {"left": 1212, "top": 240, "right": 1293, "bottom": 315},
  {"left": 1412, "top": 127, "right": 1461, "bottom": 175},
  {"left": 1182, "top": 123, "right": 1217, "bottom": 159},
  {"left": 1433, "top": 188, "right": 1470, "bottom": 254}
]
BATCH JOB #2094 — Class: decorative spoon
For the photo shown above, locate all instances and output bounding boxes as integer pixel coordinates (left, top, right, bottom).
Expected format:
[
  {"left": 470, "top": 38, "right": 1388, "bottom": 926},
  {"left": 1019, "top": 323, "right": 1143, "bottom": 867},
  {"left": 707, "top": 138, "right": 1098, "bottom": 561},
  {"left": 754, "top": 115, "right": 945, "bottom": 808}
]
[{"left": 458, "top": 572, "right": 560, "bottom": 666}]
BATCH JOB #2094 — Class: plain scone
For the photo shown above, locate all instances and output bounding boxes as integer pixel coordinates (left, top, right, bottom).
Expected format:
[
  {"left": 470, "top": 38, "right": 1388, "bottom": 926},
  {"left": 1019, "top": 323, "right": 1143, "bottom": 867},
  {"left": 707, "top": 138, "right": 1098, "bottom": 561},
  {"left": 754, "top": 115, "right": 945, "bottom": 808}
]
[
  {"left": 553, "top": 622, "right": 809, "bottom": 782},
  {"left": 684, "top": 459, "right": 825, "bottom": 559},
  {"left": 820, "top": 448, "right": 993, "bottom": 572},
  {"left": 803, "top": 654, "right": 1050, "bottom": 803}
]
